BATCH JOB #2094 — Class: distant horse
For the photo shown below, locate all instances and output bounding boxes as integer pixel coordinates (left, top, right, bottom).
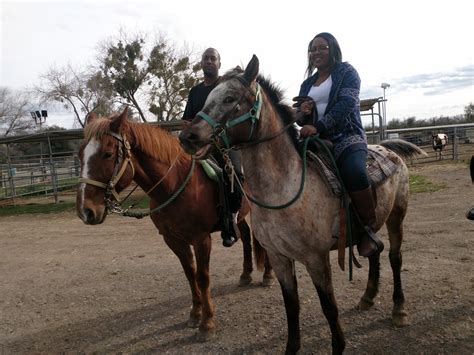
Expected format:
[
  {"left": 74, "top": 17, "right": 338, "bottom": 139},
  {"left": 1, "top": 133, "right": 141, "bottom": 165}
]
[
  {"left": 75, "top": 110, "right": 274, "bottom": 341},
  {"left": 432, "top": 133, "right": 449, "bottom": 160},
  {"left": 179, "top": 55, "right": 427, "bottom": 354}
]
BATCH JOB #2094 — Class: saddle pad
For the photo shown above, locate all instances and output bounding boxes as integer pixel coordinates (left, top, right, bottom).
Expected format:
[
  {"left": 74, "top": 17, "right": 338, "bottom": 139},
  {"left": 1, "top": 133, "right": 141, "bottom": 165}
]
[
  {"left": 307, "top": 147, "right": 400, "bottom": 196},
  {"left": 199, "top": 159, "right": 222, "bottom": 182}
]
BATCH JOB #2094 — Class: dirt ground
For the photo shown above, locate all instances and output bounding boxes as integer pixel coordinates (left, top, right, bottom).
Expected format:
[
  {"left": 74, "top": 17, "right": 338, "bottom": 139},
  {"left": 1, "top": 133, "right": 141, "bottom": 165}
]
[{"left": 1, "top": 162, "right": 473, "bottom": 354}]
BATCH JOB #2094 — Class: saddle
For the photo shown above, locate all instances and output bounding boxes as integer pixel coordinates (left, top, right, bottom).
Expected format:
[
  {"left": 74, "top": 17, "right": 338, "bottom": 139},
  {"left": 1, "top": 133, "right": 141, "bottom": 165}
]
[
  {"left": 200, "top": 159, "right": 221, "bottom": 182},
  {"left": 302, "top": 140, "right": 400, "bottom": 271},
  {"left": 199, "top": 158, "right": 241, "bottom": 235},
  {"left": 304, "top": 142, "right": 400, "bottom": 197}
]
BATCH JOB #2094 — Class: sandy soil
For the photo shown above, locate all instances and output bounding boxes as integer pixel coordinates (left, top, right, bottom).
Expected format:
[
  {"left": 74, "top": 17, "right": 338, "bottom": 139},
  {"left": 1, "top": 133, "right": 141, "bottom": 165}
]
[{"left": 1, "top": 162, "right": 473, "bottom": 354}]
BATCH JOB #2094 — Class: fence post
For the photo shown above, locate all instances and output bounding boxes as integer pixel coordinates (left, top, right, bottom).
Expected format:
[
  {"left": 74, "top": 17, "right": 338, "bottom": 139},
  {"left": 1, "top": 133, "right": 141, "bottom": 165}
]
[
  {"left": 453, "top": 127, "right": 459, "bottom": 162},
  {"left": 6, "top": 144, "right": 16, "bottom": 204},
  {"left": 47, "top": 136, "right": 59, "bottom": 204}
]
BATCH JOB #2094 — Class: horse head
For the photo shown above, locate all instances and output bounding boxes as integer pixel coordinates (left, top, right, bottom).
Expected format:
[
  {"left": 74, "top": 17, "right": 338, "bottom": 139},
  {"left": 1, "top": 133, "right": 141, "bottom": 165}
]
[
  {"left": 432, "top": 133, "right": 448, "bottom": 151},
  {"left": 76, "top": 108, "right": 135, "bottom": 224},
  {"left": 179, "top": 55, "right": 263, "bottom": 158}
]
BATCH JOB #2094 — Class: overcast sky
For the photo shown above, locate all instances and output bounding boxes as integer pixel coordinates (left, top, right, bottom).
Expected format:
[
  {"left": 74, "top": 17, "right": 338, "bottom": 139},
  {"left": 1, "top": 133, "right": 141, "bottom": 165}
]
[{"left": 1, "top": 0, "right": 473, "bottom": 128}]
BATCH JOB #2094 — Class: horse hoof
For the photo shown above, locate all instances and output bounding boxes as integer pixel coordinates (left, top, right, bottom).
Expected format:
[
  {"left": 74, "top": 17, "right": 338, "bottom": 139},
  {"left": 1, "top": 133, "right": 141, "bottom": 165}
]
[
  {"left": 356, "top": 297, "right": 374, "bottom": 310},
  {"left": 196, "top": 329, "right": 216, "bottom": 342},
  {"left": 392, "top": 311, "right": 409, "bottom": 327},
  {"left": 187, "top": 317, "right": 200, "bottom": 328},
  {"left": 238, "top": 275, "right": 252, "bottom": 287},
  {"left": 262, "top": 276, "right": 275, "bottom": 287}
]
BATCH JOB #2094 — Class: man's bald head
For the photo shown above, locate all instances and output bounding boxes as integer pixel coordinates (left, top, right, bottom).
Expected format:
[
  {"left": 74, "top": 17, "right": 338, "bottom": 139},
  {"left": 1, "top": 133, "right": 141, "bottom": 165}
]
[{"left": 201, "top": 48, "right": 221, "bottom": 80}]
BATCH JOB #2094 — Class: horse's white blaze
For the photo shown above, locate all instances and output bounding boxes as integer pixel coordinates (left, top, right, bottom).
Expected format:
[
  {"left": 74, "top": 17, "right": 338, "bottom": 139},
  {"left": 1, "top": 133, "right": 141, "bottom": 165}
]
[{"left": 78, "top": 138, "right": 100, "bottom": 210}]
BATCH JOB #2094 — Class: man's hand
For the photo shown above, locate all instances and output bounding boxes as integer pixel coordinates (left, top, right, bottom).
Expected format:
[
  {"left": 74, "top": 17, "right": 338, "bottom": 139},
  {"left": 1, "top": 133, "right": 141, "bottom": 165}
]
[{"left": 300, "top": 125, "right": 317, "bottom": 138}]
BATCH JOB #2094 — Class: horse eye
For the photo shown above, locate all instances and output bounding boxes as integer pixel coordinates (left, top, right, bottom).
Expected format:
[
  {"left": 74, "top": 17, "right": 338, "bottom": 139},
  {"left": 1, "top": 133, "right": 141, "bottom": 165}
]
[
  {"left": 224, "top": 96, "right": 234, "bottom": 104},
  {"left": 102, "top": 152, "right": 114, "bottom": 159}
]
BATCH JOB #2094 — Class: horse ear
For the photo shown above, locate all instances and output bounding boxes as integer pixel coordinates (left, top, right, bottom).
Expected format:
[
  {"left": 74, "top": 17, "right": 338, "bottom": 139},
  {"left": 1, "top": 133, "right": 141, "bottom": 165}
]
[
  {"left": 86, "top": 112, "right": 98, "bottom": 125},
  {"left": 110, "top": 107, "right": 129, "bottom": 134},
  {"left": 244, "top": 55, "right": 259, "bottom": 83}
]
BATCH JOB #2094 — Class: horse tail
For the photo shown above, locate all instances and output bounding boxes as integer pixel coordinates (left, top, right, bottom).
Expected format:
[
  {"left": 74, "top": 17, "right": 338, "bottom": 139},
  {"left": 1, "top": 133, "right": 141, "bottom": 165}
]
[
  {"left": 380, "top": 139, "right": 428, "bottom": 159},
  {"left": 252, "top": 233, "right": 265, "bottom": 272}
]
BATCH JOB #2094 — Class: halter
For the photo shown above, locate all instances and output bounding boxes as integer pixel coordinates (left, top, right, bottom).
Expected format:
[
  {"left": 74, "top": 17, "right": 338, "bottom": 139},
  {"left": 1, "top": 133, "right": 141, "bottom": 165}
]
[
  {"left": 79, "top": 131, "right": 135, "bottom": 205},
  {"left": 196, "top": 82, "right": 262, "bottom": 150}
]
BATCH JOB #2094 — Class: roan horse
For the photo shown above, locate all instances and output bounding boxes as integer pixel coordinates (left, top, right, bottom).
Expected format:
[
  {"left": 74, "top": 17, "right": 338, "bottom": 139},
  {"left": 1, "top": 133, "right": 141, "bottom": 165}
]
[
  {"left": 179, "top": 55, "right": 426, "bottom": 354},
  {"left": 432, "top": 133, "right": 449, "bottom": 160},
  {"left": 75, "top": 110, "right": 274, "bottom": 341}
]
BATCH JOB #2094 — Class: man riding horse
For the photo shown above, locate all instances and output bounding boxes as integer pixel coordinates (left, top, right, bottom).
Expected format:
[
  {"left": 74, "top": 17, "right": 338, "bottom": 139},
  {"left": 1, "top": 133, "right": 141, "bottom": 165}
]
[{"left": 182, "top": 48, "right": 243, "bottom": 247}]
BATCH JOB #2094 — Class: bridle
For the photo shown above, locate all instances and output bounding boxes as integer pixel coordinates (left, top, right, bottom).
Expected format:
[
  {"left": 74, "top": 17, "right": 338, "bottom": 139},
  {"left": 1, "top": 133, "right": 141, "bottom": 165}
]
[
  {"left": 196, "top": 78, "right": 263, "bottom": 150},
  {"left": 195, "top": 77, "right": 299, "bottom": 151},
  {"left": 79, "top": 131, "right": 135, "bottom": 207},
  {"left": 79, "top": 130, "right": 196, "bottom": 218}
]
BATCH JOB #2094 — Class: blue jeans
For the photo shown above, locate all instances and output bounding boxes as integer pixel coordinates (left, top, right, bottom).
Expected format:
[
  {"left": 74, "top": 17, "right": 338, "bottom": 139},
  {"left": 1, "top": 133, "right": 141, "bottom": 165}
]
[{"left": 337, "top": 150, "right": 370, "bottom": 192}]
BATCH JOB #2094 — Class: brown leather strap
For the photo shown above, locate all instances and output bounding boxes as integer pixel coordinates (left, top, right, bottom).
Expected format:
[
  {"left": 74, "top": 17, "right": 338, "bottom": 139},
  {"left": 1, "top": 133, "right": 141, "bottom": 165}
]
[{"left": 338, "top": 207, "right": 346, "bottom": 271}]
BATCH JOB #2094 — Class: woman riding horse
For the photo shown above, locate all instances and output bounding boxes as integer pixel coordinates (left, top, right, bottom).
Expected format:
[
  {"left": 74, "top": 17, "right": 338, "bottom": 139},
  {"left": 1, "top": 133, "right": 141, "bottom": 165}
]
[
  {"left": 294, "top": 32, "right": 382, "bottom": 257},
  {"left": 179, "top": 54, "right": 425, "bottom": 354}
]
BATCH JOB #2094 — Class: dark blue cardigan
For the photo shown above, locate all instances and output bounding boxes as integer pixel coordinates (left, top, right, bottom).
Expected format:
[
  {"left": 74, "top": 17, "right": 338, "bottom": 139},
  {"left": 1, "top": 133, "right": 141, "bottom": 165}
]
[{"left": 298, "top": 62, "right": 367, "bottom": 160}]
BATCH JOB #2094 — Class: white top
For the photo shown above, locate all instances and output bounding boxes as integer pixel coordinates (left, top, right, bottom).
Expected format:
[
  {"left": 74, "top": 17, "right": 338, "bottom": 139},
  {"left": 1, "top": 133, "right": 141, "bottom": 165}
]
[{"left": 307, "top": 75, "right": 332, "bottom": 119}]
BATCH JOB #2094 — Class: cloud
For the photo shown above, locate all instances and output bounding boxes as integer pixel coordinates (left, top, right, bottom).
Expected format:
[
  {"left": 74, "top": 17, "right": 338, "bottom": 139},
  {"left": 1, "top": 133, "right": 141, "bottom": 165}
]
[{"left": 393, "top": 65, "right": 473, "bottom": 96}]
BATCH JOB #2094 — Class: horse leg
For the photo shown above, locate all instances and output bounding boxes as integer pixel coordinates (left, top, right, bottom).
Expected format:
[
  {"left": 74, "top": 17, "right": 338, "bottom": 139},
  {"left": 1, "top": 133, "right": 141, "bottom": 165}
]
[
  {"left": 251, "top": 233, "right": 275, "bottom": 287},
  {"left": 306, "top": 254, "right": 345, "bottom": 354},
  {"left": 238, "top": 220, "right": 253, "bottom": 287},
  {"left": 262, "top": 249, "right": 275, "bottom": 287},
  {"left": 386, "top": 209, "right": 409, "bottom": 327},
  {"left": 192, "top": 236, "right": 216, "bottom": 341},
  {"left": 357, "top": 252, "right": 381, "bottom": 310},
  {"left": 267, "top": 252, "right": 301, "bottom": 354},
  {"left": 162, "top": 234, "right": 201, "bottom": 328}
]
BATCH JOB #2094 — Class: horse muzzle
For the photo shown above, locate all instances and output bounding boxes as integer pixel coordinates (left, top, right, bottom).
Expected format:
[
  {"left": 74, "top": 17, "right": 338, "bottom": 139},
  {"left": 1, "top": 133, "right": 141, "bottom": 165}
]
[
  {"left": 179, "top": 130, "right": 213, "bottom": 159},
  {"left": 77, "top": 207, "right": 107, "bottom": 225},
  {"left": 76, "top": 200, "right": 107, "bottom": 225}
]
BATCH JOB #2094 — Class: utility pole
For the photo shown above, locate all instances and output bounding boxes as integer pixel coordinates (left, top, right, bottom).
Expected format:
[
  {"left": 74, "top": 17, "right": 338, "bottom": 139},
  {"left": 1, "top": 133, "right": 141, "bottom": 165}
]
[{"left": 380, "top": 83, "right": 390, "bottom": 140}]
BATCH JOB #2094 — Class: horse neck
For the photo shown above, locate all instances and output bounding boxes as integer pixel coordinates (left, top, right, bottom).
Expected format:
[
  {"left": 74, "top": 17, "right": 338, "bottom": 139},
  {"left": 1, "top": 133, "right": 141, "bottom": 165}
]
[
  {"left": 242, "top": 104, "right": 303, "bottom": 195},
  {"left": 130, "top": 142, "right": 191, "bottom": 200}
]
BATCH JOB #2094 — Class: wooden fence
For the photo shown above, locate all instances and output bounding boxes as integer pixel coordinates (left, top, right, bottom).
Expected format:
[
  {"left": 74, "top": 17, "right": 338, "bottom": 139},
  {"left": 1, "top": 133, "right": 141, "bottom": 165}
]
[{"left": 1, "top": 121, "right": 473, "bottom": 205}]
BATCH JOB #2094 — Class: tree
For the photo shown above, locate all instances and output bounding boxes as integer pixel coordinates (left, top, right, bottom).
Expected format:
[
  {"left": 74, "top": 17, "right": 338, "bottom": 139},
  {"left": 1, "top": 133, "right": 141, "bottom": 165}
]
[
  {"left": 36, "top": 65, "right": 115, "bottom": 128},
  {"left": 99, "top": 32, "right": 200, "bottom": 122},
  {"left": 148, "top": 39, "right": 200, "bottom": 121},
  {"left": 465, "top": 102, "right": 474, "bottom": 121},
  {"left": 0, "top": 87, "right": 35, "bottom": 136},
  {"left": 99, "top": 35, "right": 151, "bottom": 122}
]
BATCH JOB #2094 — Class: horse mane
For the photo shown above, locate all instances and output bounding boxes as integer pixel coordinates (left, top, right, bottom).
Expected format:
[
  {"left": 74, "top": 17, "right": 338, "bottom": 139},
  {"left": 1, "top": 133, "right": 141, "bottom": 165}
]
[
  {"left": 84, "top": 116, "right": 189, "bottom": 165},
  {"left": 222, "top": 68, "right": 300, "bottom": 148}
]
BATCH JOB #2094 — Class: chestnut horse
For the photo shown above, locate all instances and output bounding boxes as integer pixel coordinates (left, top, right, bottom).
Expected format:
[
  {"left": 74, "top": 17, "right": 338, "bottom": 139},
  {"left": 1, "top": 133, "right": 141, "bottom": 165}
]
[
  {"left": 75, "top": 110, "right": 273, "bottom": 341},
  {"left": 179, "top": 55, "right": 427, "bottom": 354}
]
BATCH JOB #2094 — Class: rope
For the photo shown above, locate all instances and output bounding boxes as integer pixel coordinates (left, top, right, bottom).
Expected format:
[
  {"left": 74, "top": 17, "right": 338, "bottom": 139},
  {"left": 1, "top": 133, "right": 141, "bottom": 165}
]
[
  {"left": 121, "top": 158, "right": 195, "bottom": 219},
  {"left": 234, "top": 134, "right": 355, "bottom": 280}
]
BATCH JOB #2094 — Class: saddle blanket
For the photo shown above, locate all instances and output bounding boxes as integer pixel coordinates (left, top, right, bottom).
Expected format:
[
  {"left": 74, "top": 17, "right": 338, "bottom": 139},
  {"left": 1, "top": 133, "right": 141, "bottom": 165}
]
[{"left": 307, "top": 147, "right": 399, "bottom": 196}]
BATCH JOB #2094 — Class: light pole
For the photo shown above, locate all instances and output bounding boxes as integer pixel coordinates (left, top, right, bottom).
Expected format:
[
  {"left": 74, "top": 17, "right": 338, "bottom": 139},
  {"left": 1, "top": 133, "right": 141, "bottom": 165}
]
[
  {"left": 30, "top": 110, "right": 48, "bottom": 175},
  {"left": 380, "top": 83, "right": 390, "bottom": 139},
  {"left": 30, "top": 110, "right": 48, "bottom": 129}
]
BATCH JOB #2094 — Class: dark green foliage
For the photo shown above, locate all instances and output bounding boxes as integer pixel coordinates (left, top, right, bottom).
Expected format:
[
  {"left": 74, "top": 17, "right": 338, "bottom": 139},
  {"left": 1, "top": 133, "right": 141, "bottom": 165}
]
[{"left": 100, "top": 34, "right": 199, "bottom": 122}]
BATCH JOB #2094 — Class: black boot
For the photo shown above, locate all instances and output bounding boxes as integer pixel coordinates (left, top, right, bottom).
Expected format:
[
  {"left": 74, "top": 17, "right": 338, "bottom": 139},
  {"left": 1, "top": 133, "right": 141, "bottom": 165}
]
[
  {"left": 221, "top": 213, "right": 240, "bottom": 247},
  {"left": 220, "top": 183, "right": 241, "bottom": 247},
  {"left": 349, "top": 187, "right": 384, "bottom": 257}
]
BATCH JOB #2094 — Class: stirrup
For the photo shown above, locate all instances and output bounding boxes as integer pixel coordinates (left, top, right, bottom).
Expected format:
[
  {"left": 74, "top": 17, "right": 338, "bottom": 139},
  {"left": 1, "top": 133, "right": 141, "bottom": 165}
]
[{"left": 357, "top": 227, "right": 384, "bottom": 257}]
